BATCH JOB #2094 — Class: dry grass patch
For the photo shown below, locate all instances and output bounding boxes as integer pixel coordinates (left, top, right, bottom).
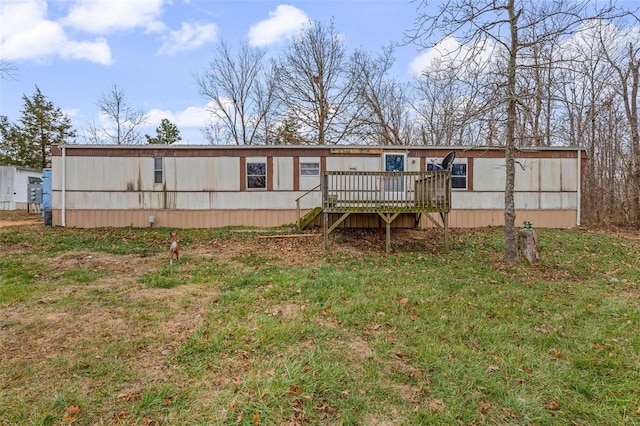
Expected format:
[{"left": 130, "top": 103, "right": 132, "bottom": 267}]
[
  {"left": 0, "top": 243, "right": 215, "bottom": 423},
  {"left": 2, "top": 213, "right": 640, "bottom": 425}
]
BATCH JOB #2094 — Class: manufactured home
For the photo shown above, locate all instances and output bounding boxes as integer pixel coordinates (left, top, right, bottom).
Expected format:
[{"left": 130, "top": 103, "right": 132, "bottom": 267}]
[
  {"left": 50, "top": 145, "right": 584, "bottom": 234},
  {"left": 0, "top": 166, "right": 43, "bottom": 211}
]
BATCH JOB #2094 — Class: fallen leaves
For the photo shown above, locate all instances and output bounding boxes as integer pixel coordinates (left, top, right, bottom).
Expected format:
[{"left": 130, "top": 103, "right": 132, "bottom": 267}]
[
  {"left": 546, "top": 400, "right": 560, "bottom": 410},
  {"left": 549, "top": 348, "right": 562, "bottom": 359},
  {"left": 487, "top": 365, "right": 500, "bottom": 373},
  {"left": 116, "top": 391, "right": 141, "bottom": 403},
  {"left": 289, "top": 385, "right": 303, "bottom": 396},
  {"left": 62, "top": 405, "right": 80, "bottom": 422},
  {"left": 479, "top": 401, "right": 491, "bottom": 415},
  {"left": 533, "top": 325, "right": 557, "bottom": 334},
  {"left": 111, "top": 411, "right": 128, "bottom": 424},
  {"left": 427, "top": 398, "right": 445, "bottom": 413}
]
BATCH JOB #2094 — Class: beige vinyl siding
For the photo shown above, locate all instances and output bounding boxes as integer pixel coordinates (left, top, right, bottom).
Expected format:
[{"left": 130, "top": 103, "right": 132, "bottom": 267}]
[
  {"left": 419, "top": 209, "right": 576, "bottom": 229},
  {"left": 474, "top": 158, "right": 578, "bottom": 192},
  {"left": 299, "top": 157, "right": 321, "bottom": 191},
  {"left": 50, "top": 145, "right": 583, "bottom": 229},
  {"left": 53, "top": 190, "right": 318, "bottom": 211},
  {"left": 171, "top": 157, "right": 241, "bottom": 191},
  {"left": 326, "top": 156, "right": 380, "bottom": 172},
  {"left": 52, "top": 209, "right": 301, "bottom": 229},
  {"left": 273, "top": 157, "right": 294, "bottom": 191}
]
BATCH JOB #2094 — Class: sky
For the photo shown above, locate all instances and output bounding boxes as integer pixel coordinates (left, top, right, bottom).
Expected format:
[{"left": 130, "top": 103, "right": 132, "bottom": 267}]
[{"left": 0, "top": 0, "right": 432, "bottom": 144}]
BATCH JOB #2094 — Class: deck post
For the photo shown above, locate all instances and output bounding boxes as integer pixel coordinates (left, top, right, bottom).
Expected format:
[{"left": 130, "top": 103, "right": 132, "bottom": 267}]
[
  {"left": 323, "top": 211, "right": 329, "bottom": 250},
  {"left": 386, "top": 220, "right": 391, "bottom": 253},
  {"left": 377, "top": 212, "right": 400, "bottom": 254},
  {"left": 444, "top": 212, "right": 449, "bottom": 251}
]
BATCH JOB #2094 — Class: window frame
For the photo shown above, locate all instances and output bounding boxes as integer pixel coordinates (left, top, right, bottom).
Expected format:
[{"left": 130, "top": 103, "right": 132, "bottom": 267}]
[
  {"left": 299, "top": 161, "right": 320, "bottom": 176},
  {"left": 427, "top": 158, "right": 468, "bottom": 190},
  {"left": 246, "top": 161, "right": 267, "bottom": 190},
  {"left": 450, "top": 163, "right": 468, "bottom": 190},
  {"left": 153, "top": 157, "right": 163, "bottom": 184}
]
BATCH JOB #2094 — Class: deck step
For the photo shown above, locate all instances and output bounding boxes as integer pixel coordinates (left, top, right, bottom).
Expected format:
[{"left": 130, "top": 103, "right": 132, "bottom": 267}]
[{"left": 298, "top": 207, "right": 323, "bottom": 230}]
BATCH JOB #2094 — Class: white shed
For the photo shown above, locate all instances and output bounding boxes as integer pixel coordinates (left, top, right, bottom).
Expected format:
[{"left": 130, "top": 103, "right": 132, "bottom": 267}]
[{"left": 0, "top": 166, "right": 43, "bottom": 211}]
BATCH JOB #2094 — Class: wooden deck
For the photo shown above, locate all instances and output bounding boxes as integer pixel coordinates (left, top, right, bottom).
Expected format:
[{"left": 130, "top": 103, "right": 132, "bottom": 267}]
[{"left": 321, "top": 171, "right": 452, "bottom": 252}]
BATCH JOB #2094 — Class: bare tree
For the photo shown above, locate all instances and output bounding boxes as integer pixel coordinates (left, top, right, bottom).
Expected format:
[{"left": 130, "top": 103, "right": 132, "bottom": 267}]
[
  {"left": 272, "top": 19, "right": 359, "bottom": 145},
  {"left": 411, "top": 50, "right": 492, "bottom": 146},
  {"left": 196, "top": 40, "right": 275, "bottom": 145},
  {"left": 349, "top": 45, "right": 412, "bottom": 145},
  {"left": 0, "top": 60, "right": 17, "bottom": 80},
  {"left": 85, "top": 84, "right": 147, "bottom": 145},
  {"left": 408, "top": 0, "right": 616, "bottom": 262},
  {"left": 552, "top": 23, "right": 617, "bottom": 223},
  {"left": 598, "top": 22, "right": 640, "bottom": 222}
]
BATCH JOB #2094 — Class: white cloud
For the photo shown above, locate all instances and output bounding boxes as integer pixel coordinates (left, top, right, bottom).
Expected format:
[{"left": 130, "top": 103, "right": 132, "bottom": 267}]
[
  {"left": 248, "top": 4, "right": 308, "bottom": 47},
  {"left": 63, "top": 0, "right": 164, "bottom": 34},
  {"left": 0, "top": 0, "right": 113, "bottom": 64},
  {"left": 60, "top": 38, "right": 112, "bottom": 64},
  {"left": 158, "top": 22, "right": 218, "bottom": 55},
  {"left": 62, "top": 108, "right": 81, "bottom": 120},
  {"left": 410, "top": 36, "right": 496, "bottom": 76},
  {"left": 144, "top": 103, "right": 217, "bottom": 144},
  {"left": 147, "top": 102, "right": 214, "bottom": 129},
  {"left": 410, "top": 36, "right": 462, "bottom": 75}
]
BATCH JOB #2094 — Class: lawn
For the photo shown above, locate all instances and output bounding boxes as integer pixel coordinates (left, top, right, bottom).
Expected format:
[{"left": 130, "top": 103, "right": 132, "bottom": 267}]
[{"left": 1, "top": 213, "right": 639, "bottom": 425}]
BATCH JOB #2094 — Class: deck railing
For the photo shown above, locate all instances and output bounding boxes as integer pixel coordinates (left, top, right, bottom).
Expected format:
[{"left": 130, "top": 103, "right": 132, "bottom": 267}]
[{"left": 322, "top": 170, "right": 451, "bottom": 212}]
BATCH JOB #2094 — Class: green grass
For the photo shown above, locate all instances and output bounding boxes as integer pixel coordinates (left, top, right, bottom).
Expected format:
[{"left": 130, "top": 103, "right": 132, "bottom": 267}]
[{"left": 1, "top": 220, "right": 640, "bottom": 425}]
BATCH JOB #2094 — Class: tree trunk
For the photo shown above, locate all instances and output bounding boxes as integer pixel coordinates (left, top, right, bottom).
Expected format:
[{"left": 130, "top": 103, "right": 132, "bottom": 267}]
[
  {"left": 628, "top": 43, "right": 640, "bottom": 223},
  {"left": 504, "top": 0, "right": 520, "bottom": 263}
]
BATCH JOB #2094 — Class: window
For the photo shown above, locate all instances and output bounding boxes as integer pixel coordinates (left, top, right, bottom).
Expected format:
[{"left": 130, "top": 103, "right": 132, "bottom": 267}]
[
  {"left": 247, "top": 162, "right": 266, "bottom": 189},
  {"left": 384, "top": 154, "right": 405, "bottom": 172},
  {"left": 427, "top": 160, "right": 467, "bottom": 189},
  {"left": 300, "top": 162, "right": 320, "bottom": 176},
  {"left": 154, "top": 158, "right": 163, "bottom": 184},
  {"left": 451, "top": 163, "right": 467, "bottom": 189}
]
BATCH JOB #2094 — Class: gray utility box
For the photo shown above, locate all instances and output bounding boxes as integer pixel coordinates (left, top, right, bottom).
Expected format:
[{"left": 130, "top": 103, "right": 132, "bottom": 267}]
[{"left": 28, "top": 183, "right": 42, "bottom": 204}]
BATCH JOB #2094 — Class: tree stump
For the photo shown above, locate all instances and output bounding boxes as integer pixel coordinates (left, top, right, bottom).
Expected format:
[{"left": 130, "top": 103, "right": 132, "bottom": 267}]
[{"left": 518, "top": 228, "right": 539, "bottom": 263}]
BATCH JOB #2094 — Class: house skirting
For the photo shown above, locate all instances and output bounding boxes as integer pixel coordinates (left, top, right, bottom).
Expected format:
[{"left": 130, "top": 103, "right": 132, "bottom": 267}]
[
  {"left": 0, "top": 201, "right": 30, "bottom": 211},
  {"left": 423, "top": 209, "right": 577, "bottom": 229},
  {"left": 51, "top": 209, "right": 578, "bottom": 229}
]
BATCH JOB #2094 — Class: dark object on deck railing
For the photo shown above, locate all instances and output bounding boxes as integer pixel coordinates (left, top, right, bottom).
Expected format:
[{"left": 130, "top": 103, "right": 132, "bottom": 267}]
[
  {"left": 430, "top": 151, "right": 456, "bottom": 171},
  {"left": 431, "top": 151, "right": 455, "bottom": 222}
]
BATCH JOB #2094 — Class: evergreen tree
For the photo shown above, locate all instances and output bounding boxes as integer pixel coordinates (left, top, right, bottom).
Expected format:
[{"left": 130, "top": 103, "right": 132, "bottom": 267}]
[
  {"left": 271, "top": 113, "right": 305, "bottom": 144},
  {"left": 145, "top": 118, "right": 182, "bottom": 144},
  {"left": 0, "top": 87, "right": 76, "bottom": 168},
  {"left": 0, "top": 115, "right": 21, "bottom": 165}
]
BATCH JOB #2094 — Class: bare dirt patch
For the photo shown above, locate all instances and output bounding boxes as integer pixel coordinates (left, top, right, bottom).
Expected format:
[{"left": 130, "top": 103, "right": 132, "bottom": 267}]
[
  {"left": 0, "top": 245, "right": 215, "bottom": 406},
  {"left": 45, "top": 250, "right": 160, "bottom": 276},
  {"left": 0, "top": 219, "right": 41, "bottom": 227},
  {"left": 0, "top": 210, "right": 42, "bottom": 226}
]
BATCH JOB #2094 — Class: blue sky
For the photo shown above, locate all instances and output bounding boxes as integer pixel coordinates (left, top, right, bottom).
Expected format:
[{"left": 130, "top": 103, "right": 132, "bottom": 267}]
[{"left": 0, "top": 0, "right": 430, "bottom": 144}]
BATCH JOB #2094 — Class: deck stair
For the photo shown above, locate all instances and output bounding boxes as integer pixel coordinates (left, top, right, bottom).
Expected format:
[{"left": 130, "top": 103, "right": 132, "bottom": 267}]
[{"left": 297, "top": 207, "right": 323, "bottom": 231}]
